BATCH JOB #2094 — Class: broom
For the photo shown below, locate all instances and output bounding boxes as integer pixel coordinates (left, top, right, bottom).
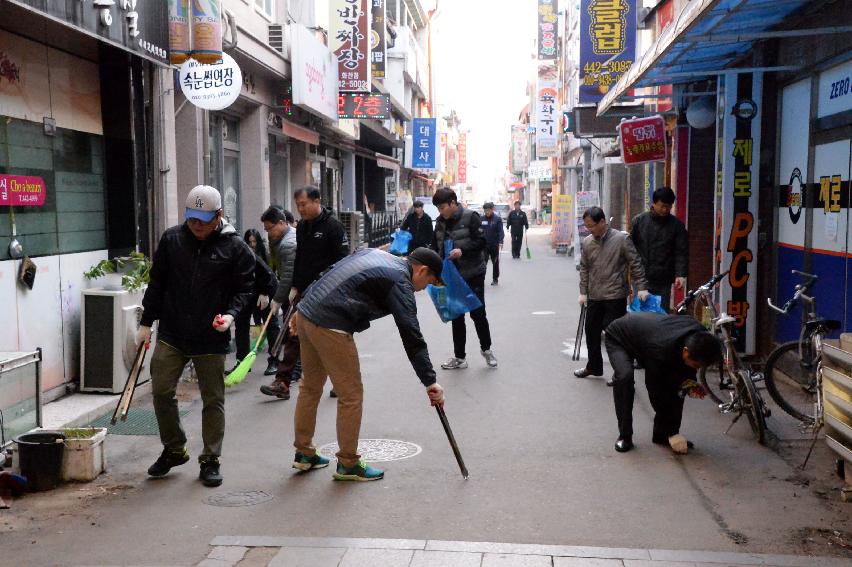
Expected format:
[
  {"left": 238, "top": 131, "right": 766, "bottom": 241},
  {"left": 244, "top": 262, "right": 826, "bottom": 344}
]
[
  {"left": 524, "top": 232, "right": 531, "bottom": 260},
  {"left": 225, "top": 308, "right": 277, "bottom": 387}
]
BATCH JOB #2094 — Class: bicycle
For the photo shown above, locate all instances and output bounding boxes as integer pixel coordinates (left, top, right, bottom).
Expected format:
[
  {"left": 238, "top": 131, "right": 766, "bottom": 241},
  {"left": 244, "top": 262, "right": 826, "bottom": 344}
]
[{"left": 677, "top": 271, "right": 770, "bottom": 444}]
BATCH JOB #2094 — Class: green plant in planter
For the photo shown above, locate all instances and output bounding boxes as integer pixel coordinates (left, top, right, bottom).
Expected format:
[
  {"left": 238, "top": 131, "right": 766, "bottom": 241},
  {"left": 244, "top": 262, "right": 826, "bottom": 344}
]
[
  {"left": 84, "top": 251, "right": 152, "bottom": 292},
  {"left": 61, "top": 427, "right": 100, "bottom": 440}
]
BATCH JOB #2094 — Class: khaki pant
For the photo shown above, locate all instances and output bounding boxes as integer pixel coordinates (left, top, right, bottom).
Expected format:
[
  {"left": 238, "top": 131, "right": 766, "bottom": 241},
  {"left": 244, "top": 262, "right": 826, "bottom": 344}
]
[
  {"left": 150, "top": 341, "right": 225, "bottom": 459},
  {"left": 293, "top": 317, "right": 363, "bottom": 468}
]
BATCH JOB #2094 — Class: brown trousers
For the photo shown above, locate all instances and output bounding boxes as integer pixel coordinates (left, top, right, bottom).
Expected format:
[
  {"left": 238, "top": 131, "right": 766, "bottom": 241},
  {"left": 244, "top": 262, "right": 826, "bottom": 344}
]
[{"left": 293, "top": 316, "right": 363, "bottom": 467}]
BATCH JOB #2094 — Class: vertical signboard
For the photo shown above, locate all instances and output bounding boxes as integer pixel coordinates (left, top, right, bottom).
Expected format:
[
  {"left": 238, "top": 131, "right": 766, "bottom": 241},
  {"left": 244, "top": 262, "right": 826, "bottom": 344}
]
[
  {"left": 579, "top": 0, "right": 636, "bottom": 104},
  {"left": 412, "top": 118, "right": 437, "bottom": 170},
  {"left": 291, "top": 24, "right": 339, "bottom": 122},
  {"left": 371, "top": 0, "right": 387, "bottom": 79},
  {"left": 458, "top": 133, "right": 468, "bottom": 184},
  {"left": 718, "top": 72, "right": 762, "bottom": 354},
  {"left": 511, "top": 126, "right": 528, "bottom": 174},
  {"left": 552, "top": 193, "right": 573, "bottom": 245},
  {"left": 654, "top": 0, "right": 674, "bottom": 112},
  {"left": 537, "top": 0, "right": 558, "bottom": 60},
  {"left": 536, "top": 65, "right": 559, "bottom": 158},
  {"left": 330, "top": 0, "right": 371, "bottom": 92}
]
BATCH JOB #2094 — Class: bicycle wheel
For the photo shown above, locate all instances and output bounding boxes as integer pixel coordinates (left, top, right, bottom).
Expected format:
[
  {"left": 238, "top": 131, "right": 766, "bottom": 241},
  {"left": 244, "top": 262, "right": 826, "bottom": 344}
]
[
  {"left": 699, "top": 356, "right": 732, "bottom": 405},
  {"left": 734, "top": 371, "right": 768, "bottom": 444},
  {"left": 763, "top": 341, "right": 818, "bottom": 424}
]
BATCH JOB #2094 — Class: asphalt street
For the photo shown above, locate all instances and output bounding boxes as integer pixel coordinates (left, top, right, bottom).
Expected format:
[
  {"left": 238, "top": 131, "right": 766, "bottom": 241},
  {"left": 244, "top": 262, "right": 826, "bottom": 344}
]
[{"left": 3, "top": 228, "right": 850, "bottom": 566}]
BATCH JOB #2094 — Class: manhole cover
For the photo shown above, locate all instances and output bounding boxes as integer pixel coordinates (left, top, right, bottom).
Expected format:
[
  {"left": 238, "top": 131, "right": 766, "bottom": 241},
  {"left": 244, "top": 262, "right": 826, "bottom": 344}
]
[
  {"left": 204, "top": 490, "right": 274, "bottom": 507},
  {"left": 318, "top": 439, "right": 422, "bottom": 462}
]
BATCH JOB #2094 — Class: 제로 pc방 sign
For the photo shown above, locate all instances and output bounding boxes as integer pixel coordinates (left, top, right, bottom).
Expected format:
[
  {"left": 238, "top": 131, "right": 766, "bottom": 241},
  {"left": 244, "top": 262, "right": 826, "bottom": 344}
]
[{"left": 179, "top": 52, "right": 242, "bottom": 111}]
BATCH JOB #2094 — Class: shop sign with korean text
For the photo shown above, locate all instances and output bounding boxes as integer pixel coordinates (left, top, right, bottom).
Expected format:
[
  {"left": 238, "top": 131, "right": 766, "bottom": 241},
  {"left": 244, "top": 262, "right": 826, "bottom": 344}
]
[
  {"left": 458, "top": 133, "right": 468, "bottom": 184},
  {"left": 179, "top": 53, "right": 242, "bottom": 111},
  {"left": 370, "top": 0, "right": 387, "bottom": 79},
  {"left": 528, "top": 159, "right": 552, "bottom": 181},
  {"left": 619, "top": 115, "right": 666, "bottom": 165},
  {"left": 11, "top": 0, "right": 169, "bottom": 65},
  {"left": 536, "top": 66, "right": 559, "bottom": 158},
  {"left": 537, "top": 0, "right": 558, "bottom": 60},
  {"left": 579, "top": 0, "right": 636, "bottom": 104},
  {"left": 0, "top": 174, "right": 46, "bottom": 206},
  {"left": 338, "top": 93, "right": 390, "bottom": 119},
  {"left": 511, "top": 125, "right": 528, "bottom": 174},
  {"left": 291, "top": 24, "right": 339, "bottom": 122},
  {"left": 412, "top": 118, "right": 437, "bottom": 170},
  {"left": 330, "top": 0, "right": 371, "bottom": 92}
]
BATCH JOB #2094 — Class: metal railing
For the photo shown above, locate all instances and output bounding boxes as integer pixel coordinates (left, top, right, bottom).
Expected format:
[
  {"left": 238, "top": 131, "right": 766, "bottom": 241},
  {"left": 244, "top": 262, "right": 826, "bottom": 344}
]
[{"left": 364, "top": 211, "right": 399, "bottom": 248}]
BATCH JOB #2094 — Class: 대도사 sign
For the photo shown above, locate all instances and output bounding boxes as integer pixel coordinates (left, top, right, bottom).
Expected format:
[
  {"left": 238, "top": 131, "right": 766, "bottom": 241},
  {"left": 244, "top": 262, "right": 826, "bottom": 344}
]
[
  {"left": 338, "top": 93, "right": 390, "bottom": 119},
  {"left": 619, "top": 115, "right": 666, "bottom": 165},
  {"left": 179, "top": 53, "right": 242, "bottom": 111},
  {"left": 330, "top": 0, "right": 371, "bottom": 92},
  {"left": 0, "top": 174, "right": 46, "bottom": 206},
  {"left": 579, "top": 0, "right": 636, "bottom": 104},
  {"left": 537, "top": 0, "right": 558, "bottom": 60},
  {"left": 291, "top": 24, "right": 339, "bottom": 122},
  {"left": 412, "top": 118, "right": 437, "bottom": 170}
]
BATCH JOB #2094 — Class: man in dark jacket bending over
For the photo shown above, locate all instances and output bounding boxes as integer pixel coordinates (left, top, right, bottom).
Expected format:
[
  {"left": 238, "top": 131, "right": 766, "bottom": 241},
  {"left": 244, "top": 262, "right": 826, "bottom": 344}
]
[
  {"left": 605, "top": 313, "right": 722, "bottom": 454},
  {"left": 288, "top": 247, "right": 445, "bottom": 481}
]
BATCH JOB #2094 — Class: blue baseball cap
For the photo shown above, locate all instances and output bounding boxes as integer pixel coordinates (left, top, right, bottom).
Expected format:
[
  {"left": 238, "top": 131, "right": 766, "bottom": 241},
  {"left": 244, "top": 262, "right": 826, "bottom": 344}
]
[{"left": 185, "top": 185, "right": 222, "bottom": 223}]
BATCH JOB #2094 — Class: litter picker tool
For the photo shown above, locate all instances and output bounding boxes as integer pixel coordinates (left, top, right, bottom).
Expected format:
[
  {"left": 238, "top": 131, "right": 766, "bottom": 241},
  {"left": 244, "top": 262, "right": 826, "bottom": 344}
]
[
  {"left": 435, "top": 405, "right": 469, "bottom": 480},
  {"left": 269, "top": 302, "right": 297, "bottom": 359},
  {"left": 572, "top": 304, "right": 587, "bottom": 361},
  {"left": 111, "top": 340, "right": 148, "bottom": 424},
  {"left": 524, "top": 233, "right": 531, "bottom": 260},
  {"left": 225, "top": 308, "right": 277, "bottom": 387}
]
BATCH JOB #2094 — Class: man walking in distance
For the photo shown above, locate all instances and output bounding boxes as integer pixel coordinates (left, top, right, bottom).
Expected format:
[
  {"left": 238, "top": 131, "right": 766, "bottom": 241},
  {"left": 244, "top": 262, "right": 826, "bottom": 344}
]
[
  {"left": 482, "top": 202, "right": 504, "bottom": 285},
  {"left": 574, "top": 206, "right": 649, "bottom": 384},
  {"left": 258, "top": 206, "right": 297, "bottom": 397},
  {"left": 630, "top": 187, "right": 689, "bottom": 312},
  {"left": 261, "top": 187, "right": 349, "bottom": 399},
  {"left": 605, "top": 313, "right": 722, "bottom": 453},
  {"left": 506, "top": 200, "right": 529, "bottom": 259},
  {"left": 136, "top": 185, "right": 255, "bottom": 487},
  {"left": 400, "top": 200, "right": 434, "bottom": 253},
  {"left": 289, "top": 247, "right": 446, "bottom": 481},
  {"left": 431, "top": 188, "right": 498, "bottom": 369}
]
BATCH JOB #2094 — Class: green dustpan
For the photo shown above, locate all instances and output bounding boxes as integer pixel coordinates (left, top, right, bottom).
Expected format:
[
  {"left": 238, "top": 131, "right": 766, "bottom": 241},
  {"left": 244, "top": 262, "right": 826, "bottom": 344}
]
[{"left": 225, "top": 309, "right": 275, "bottom": 387}]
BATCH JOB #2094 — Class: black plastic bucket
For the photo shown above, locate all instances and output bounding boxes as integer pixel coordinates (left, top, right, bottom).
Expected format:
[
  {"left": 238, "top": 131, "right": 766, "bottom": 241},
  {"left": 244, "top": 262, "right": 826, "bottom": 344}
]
[{"left": 15, "top": 431, "right": 66, "bottom": 492}]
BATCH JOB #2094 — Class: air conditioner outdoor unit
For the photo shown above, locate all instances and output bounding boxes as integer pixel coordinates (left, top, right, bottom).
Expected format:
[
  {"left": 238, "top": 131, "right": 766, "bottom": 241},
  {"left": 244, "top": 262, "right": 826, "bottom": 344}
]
[{"left": 80, "top": 288, "right": 151, "bottom": 393}]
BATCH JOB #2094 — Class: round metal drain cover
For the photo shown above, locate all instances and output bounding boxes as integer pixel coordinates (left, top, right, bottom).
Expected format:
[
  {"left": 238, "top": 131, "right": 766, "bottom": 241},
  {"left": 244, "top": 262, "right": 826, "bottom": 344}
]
[
  {"left": 204, "top": 490, "right": 273, "bottom": 507},
  {"left": 318, "top": 439, "right": 422, "bottom": 462}
]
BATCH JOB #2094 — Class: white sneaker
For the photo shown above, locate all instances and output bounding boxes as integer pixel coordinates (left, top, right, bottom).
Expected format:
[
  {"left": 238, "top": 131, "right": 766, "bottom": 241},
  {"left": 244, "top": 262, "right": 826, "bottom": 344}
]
[
  {"left": 481, "top": 350, "right": 498, "bottom": 367},
  {"left": 441, "top": 357, "right": 468, "bottom": 370}
]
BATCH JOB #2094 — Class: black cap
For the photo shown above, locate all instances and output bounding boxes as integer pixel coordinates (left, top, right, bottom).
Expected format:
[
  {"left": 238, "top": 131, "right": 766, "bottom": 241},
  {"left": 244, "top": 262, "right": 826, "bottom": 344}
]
[
  {"left": 408, "top": 247, "right": 443, "bottom": 284},
  {"left": 413, "top": 200, "right": 424, "bottom": 208}
]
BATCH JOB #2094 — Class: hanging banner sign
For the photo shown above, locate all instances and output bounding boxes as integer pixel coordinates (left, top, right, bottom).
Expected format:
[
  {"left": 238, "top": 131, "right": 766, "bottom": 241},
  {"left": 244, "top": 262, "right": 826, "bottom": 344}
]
[
  {"left": 412, "top": 118, "right": 437, "bottom": 170},
  {"left": 179, "top": 52, "right": 242, "bottom": 110},
  {"left": 579, "top": 0, "right": 636, "bottom": 104},
  {"left": 528, "top": 160, "right": 552, "bottom": 181},
  {"left": 537, "top": 0, "right": 558, "bottom": 60},
  {"left": 370, "top": 0, "right": 387, "bottom": 79},
  {"left": 458, "top": 133, "right": 468, "bottom": 184},
  {"left": 0, "top": 174, "right": 46, "bottom": 206},
  {"left": 338, "top": 92, "right": 390, "bottom": 119},
  {"left": 168, "top": 0, "right": 191, "bottom": 64},
  {"left": 511, "top": 125, "right": 528, "bottom": 174},
  {"left": 330, "top": 0, "right": 371, "bottom": 92},
  {"left": 291, "top": 24, "right": 339, "bottom": 122},
  {"left": 552, "top": 193, "right": 573, "bottom": 245},
  {"left": 619, "top": 115, "right": 666, "bottom": 165},
  {"left": 536, "top": 66, "right": 559, "bottom": 158}
]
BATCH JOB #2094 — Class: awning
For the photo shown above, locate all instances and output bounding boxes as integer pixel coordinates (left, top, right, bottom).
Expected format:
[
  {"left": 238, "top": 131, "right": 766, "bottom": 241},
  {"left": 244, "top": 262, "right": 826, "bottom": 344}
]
[
  {"left": 597, "top": 0, "right": 820, "bottom": 115},
  {"left": 282, "top": 120, "right": 320, "bottom": 145},
  {"left": 376, "top": 155, "right": 399, "bottom": 171}
]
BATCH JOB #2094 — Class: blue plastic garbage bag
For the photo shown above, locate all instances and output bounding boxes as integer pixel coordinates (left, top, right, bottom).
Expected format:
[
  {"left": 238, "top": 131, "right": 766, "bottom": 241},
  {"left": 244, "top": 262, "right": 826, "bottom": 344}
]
[
  {"left": 427, "top": 241, "right": 483, "bottom": 323},
  {"left": 628, "top": 293, "right": 667, "bottom": 314},
  {"left": 389, "top": 230, "right": 412, "bottom": 255}
]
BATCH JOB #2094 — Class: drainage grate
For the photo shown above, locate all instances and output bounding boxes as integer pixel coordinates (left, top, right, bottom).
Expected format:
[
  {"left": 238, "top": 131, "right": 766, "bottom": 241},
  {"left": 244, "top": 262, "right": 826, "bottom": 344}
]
[
  {"left": 318, "top": 439, "right": 422, "bottom": 462},
  {"left": 205, "top": 490, "right": 273, "bottom": 507},
  {"left": 86, "top": 409, "right": 190, "bottom": 435}
]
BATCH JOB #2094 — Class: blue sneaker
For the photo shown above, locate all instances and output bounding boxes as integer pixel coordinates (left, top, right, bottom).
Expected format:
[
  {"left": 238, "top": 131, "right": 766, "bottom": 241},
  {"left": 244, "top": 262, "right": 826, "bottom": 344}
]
[
  {"left": 292, "top": 452, "right": 330, "bottom": 471},
  {"left": 333, "top": 460, "right": 384, "bottom": 481}
]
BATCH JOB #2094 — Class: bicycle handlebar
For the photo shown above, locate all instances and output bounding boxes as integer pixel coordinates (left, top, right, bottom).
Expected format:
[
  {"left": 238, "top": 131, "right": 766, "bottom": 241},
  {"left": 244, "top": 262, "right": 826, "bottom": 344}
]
[
  {"left": 676, "top": 270, "right": 730, "bottom": 313},
  {"left": 767, "top": 270, "right": 818, "bottom": 315}
]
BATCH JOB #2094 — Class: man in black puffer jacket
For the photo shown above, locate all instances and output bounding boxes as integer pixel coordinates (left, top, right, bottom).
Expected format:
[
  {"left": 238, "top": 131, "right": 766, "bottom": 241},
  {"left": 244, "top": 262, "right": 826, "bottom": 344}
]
[
  {"left": 431, "top": 188, "right": 497, "bottom": 370},
  {"left": 630, "top": 187, "right": 689, "bottom": 312},
  {"left": 288, "top": 247, "right": 446, "bottom": 481},
  {"left": 137, "top": 185, "right": 255, "bottom": 487}
]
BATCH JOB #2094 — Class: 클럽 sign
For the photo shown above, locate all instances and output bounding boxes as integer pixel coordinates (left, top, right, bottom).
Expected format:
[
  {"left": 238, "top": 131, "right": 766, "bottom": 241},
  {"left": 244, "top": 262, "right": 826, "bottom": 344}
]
[
  {"left": 338, "top": 93, "right": 390, "bottom": 119},
  {"left": 179, "top": 53, "right": 242, "bottom": 111},
  {"left": 0, "top": 174, "right": 46, "bottom": 206},
  {"left": 579, "top": 0, "right": 636, "bottom": 104},
  {"left": 619, "top": 115, "right": 666, "bottom": 165}
]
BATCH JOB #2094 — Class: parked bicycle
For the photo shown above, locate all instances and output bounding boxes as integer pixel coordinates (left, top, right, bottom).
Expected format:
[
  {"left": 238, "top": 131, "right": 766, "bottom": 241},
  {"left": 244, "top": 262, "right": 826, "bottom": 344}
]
[{"left": 677, "top": 271, "right": 770, "bottom": 444}]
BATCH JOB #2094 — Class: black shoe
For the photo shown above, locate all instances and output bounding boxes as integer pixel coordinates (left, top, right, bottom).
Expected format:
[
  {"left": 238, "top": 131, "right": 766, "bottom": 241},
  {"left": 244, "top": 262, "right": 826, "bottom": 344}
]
[
  {"left": 147, "top": 447, "right": 190, "bottom": 477},
  {"left": 227, "top": 360, "right": 243, "bottom": 375},
  {"left": 491, "top": 280, "right": 498, "bottom": 286},
  {"left": 199, "top": 458, "right": 223, "bottom": 487},
  {"left": 615, "top": 437, "right": 634, "bottom": 453},
  {"left": 330, "top": 389, "right": 338, "bottom": 398},
  {"left": 573, "top": 368, "right": 602, "bottom": 378},
  {"left": 263, "top": 360, "right": 278, "bottom": 376},
  {"left": 606, "top": 378, "right": 614, "bottom": 387}
]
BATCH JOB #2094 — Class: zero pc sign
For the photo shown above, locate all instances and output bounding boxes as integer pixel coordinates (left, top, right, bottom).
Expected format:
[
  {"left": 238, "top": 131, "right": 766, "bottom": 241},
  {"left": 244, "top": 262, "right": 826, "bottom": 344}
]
[{"left": 179, "top": 53, "right": 242, "bottom": 111}]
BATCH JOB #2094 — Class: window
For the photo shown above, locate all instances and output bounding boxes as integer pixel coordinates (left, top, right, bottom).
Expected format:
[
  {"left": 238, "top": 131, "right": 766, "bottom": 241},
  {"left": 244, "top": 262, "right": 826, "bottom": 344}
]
[{"left": 255, "top": 0, "right": 273, "bottom": 21}]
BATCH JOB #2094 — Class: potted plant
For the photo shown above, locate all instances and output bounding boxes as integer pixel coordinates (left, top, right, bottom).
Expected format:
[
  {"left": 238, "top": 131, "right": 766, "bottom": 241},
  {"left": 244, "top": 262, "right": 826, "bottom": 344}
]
[
  {"left": 84, "top": 252, "right": 151, "bottom": 292},
  {"left": 59, "top": 427, "right": 108, "bottom": 482}
]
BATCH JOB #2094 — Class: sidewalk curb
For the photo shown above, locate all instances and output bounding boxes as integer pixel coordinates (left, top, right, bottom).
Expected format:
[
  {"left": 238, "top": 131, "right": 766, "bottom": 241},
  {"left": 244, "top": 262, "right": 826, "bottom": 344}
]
[{"left": 41, "top": 381, "right": 152, "bottom": 430}]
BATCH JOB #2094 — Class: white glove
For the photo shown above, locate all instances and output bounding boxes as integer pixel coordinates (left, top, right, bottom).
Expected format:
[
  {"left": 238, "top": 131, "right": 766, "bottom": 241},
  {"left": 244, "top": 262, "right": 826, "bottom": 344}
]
[
  {"left": 212, "top": 314, "right": 234, "bottom": 332},
  {"left": 669, "top": 434, "right": 689, "bottom": 455},
  {"left": 135, "top": 325, "right": 152, "bottom": 347},
  {"left": 578, "top": 294, "right": 587, "bottom": 306},
  {"left": 288, "top": 288, "right": 298, "bottom": 302},
  {"left": 269, "top": 299, "right": 281, "bottom": 315},
  {"left": 638, "top": 289, "right": 650, "bottom": 302},
  {"left": 257, "top": 294, "right": 270, "bottom": 310},
  {"left": 675, "top": 277, "right": 687, "bottom": 290}
]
